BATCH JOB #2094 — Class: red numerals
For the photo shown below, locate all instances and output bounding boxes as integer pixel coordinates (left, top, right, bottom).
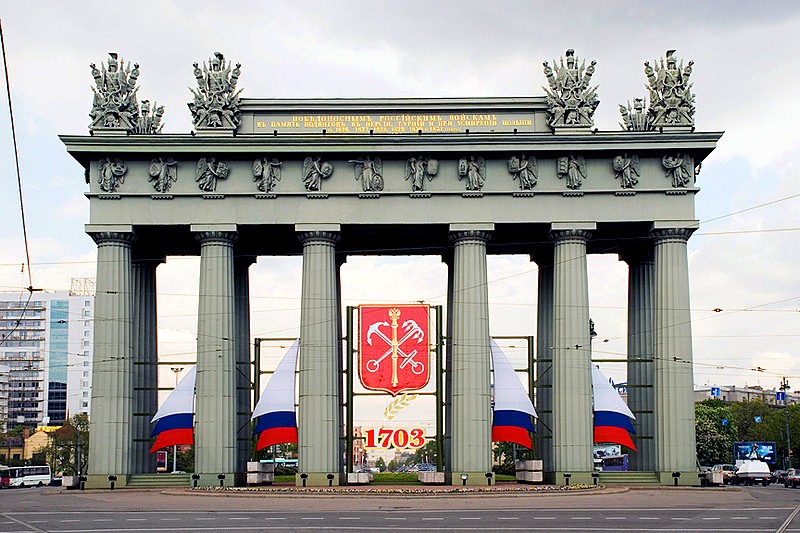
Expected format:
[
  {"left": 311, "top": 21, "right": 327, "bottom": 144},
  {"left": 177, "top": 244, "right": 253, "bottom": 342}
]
[{"left": 363, "top": 428, "right": 426, "bottom": 449}]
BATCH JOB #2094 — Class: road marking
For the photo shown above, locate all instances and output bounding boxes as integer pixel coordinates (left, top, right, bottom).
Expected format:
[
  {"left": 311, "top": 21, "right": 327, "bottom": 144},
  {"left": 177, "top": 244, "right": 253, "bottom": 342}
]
[
  {"left": 0, "top": 513, "right": 47, "bottom": 533},
  {"left": 60, "top": 520, "right": 81, "bottom": 523},
  {"left": 228, "top": 517, "right": 250, "bottom": 520},
  {"left": 386, "top": 517, "right": 407, "bottom": 520},
  {"left": 776, "top": 503, "right": 800, "bottom": 533},
  {"left": 195, "top": 517, "right": 216, "bottom": 520},
  {"left": 126, "top": 518, "right": 146, "bottom": 521},
  {"left": 160, "top": 518, "right": 181, "bottom": 521},
  {"left": 640, "top": 517, "right": 659, "bottom": 520},
  {"left": 605, "top": 517, "right": 626, "bottom": 520},
  {"left": 671, "top": 517, "right": 690, "bottom": 520},
  {"left": 338, "top": 517, "right": 360, "bottom": 520},
  {"left": 533, "top": 517, "right": 556, "bottom": 520},
  {"left": 731, "top": 517, "right": 748, "bottom": 520},
  {"left": 459, "top": 517, "right": 481, "bottom": 520},
  {"left": 571, "top": 517, "right": 592, "bottom": 520},
  {"left": 759, "top": 516, "right": 777, "bottom": 519},
  {"left": 497, "top": 517, "right": 518, "bottom": 520},
  {"left": 422, "top": 517, "right": 444, "bottom": 521},
  {"left": 301, "top": 517, "right": 324, "bottom": 520},
  {"left": 702, "top": 517, "right": 721, "bottom": 520},
  {"left": 93, "top": 519, "right": 113, "bottom": 522}
]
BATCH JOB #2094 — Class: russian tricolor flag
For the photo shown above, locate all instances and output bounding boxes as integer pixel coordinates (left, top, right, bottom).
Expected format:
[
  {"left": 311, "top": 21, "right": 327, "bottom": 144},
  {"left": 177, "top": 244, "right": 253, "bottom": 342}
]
[
  {"left": 491, "top": 340, "right": 537, "bottom": 449},
  {"left": 592, "top": 365, "right": 636, "bottom": 451},
  {"left": 252, "top": 340, "right": 299, "bottom": 451},
  {"left": 150, "top": 366, "right": 196, "bottom": 453}
]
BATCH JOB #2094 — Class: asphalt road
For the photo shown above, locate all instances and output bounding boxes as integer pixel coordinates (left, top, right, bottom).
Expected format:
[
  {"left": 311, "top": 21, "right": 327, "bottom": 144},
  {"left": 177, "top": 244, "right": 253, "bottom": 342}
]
[{"left": 2, "top": 483, "right": 800, "bottom": 532}]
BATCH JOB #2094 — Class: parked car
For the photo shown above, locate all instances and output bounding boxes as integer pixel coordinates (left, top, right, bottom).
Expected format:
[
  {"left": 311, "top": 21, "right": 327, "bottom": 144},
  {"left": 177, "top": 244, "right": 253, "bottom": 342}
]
[
  {"left": 785, "top": 469, "right": 800, "bottom": 488},
  {"left": 730, "top": 460, "right": 771, "bottom": 486},
  {"left": 710, "top": 464, "right": 737, "bottom": 485}
]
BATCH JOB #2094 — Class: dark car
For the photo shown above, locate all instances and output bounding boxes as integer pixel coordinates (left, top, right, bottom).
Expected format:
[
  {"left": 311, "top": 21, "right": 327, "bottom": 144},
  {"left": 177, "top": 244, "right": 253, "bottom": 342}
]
[{"left": 785, "top": 469, "right": 800, "bottom": 488}]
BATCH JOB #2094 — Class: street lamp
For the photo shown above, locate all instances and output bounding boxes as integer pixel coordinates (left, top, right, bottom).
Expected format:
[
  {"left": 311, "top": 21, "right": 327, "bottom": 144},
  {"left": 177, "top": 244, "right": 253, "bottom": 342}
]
[
  {"left": 169, "top": 367, "right": 184, "bottom": 473},
  {"left": 782, "top": 377, "right": 792, "bottom": 469}
]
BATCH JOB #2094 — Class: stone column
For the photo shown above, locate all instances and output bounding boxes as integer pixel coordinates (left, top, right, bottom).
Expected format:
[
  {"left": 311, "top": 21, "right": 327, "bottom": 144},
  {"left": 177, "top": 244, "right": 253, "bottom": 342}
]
[
  {"left": 86, "top": 228, "right": 135, "bottom": 488},
  {"left": 131, "top": 256, "right": 162, "bottom": 475},
  {"left": 234, "top": 255, "right": 256, "bottom": 474},
  {"left": 550, "top": 223, "right": 595, "bottom": 484},
  {"left": 448, "top": 223, "right": 493, "bottom": 485},
  {"left": 296, "top": 225, "right": 342, "bottom": 486},
  {"left": 193, "top": 227, "right": 238, "bottom": 486},
  {"left": 442, "top": 251, "right": 454, "bottom": 476},
  {"left": 652, "top": 225, "right": 696, "bottom": 484},
  {"left": 621, "top": 247, "right": 655, "bottom": 471},
  {"left": 531, "top": 248, "right": 554, "bottom": 473}
]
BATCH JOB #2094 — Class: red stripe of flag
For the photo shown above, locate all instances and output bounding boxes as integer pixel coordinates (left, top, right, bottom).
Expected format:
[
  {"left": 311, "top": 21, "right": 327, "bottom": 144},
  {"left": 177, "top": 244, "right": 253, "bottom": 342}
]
[
  {"left": 492, "top": 425, "right": 532, "bottom": 449},
  {"left": 149, "top": 428, "right": 194, "bottom": 453},
  {"left": 256, "top": 427, "right": 298, "bottom": 451},
  {"left": 594, "top": 426, "right": 636, "bottom": 451}
]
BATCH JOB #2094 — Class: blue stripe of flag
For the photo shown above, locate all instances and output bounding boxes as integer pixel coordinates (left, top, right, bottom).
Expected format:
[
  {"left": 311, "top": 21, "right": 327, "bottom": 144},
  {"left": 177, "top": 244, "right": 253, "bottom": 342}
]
[
  {"left": 151, "top": 413, "right": 193, "bottom": 437},
  {"left": 594, "top": 410, "right": 635, "bottom": 434},
  {"left": 492, "top": 410, "right": 535, "bottom": 432},
  {"left": 254, "top": 411, "right": 296, "bottom": 434}
]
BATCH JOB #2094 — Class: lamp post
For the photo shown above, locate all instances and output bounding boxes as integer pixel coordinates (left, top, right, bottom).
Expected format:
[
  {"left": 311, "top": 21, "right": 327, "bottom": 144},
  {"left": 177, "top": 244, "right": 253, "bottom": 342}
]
[
  {"left": 782, "top": 377, "right": 792, "bottom": 469},
  {"left": 169, "top": 367, "right": 183, "bottom": 473}
]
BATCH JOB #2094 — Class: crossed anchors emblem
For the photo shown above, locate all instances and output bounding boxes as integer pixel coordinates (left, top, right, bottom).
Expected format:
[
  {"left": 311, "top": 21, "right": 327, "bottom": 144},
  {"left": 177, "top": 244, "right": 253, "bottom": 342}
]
[{"left": 366, "top": 308, "right": 425, "bottom": 385}]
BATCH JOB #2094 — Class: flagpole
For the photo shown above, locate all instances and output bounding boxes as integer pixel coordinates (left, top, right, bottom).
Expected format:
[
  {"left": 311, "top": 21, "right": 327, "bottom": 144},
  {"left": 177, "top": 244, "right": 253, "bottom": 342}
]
[{"left": 170, "top": 367, "right": 184, "bottom": 472}]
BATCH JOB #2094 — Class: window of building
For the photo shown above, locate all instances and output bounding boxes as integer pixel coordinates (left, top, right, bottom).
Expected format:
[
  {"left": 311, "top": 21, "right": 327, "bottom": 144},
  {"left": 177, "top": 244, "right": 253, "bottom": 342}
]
[
  {"left": 83, "top": 361, "right": 89, "bottom": 367},
  {"left": 83, "top": 310, "right": 90, "bottom": 317},
  {"left": 83, "top": 341, "right": 89, "bottom": 347},
  {"left": 84, "top": 300, "right": 90, "bottom": 307},
  {"left": 81, "top": 402, "right": 88, "bottom": 408},
  {"left": 82, "top": 371, "right": 88, "bottom": 377},
  {"left": 81, "top": 381, "right": 88, "bottom": 388},
  {"left": 82, "top": 391, "right": 88, "bottom": 398}
]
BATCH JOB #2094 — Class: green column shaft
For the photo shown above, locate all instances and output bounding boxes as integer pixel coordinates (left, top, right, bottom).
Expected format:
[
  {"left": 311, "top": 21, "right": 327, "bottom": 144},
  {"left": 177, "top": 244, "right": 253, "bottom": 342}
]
[
  {"left": 449, "top": 229, "right": 492, "bottom": 481},
  {"left": 550, "top": 229, "right": 593, "bottom": 478},
  {"left": 653, "top": 228, "right": 696, "bottom": 478},
  {"left": 131, "top": 258, "right": 160, "bottom": 474},
  {"left": 87, "top": 232, "right": 135, "bottom": 486},
  {"left": 195, "top": 231, "right": 238, "bottom": 485},
  {"left": 234, "top": 256, "right": 254, "bottom": 470},
  {"left": 532, "top": 250, "right": 554, "bottom": 471},
  {"left": 297, "top": 231, "right": 341, "bottom": 485},
  {"left": 623, "top": 249, "right": 655, "bottom": 471}
]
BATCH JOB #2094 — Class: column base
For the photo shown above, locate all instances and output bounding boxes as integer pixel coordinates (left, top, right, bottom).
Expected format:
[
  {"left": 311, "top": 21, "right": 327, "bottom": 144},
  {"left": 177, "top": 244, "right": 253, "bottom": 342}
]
[
  {"left": 657, "top": 470, "right": 698, "bottom": 486},
  {"left": 84, "top": 474, "right": 130, "bottom": 490},
  {"left": 194, "top": 472, "right": 242, "bottom": 488},
  {"left": 295, "top": 472, "right": 341, "bottom": 487},
  {"left": 547, "top": 470, "right": 595, "bottom": 486},
  {"left": 448, "top": 471, "right": 495, "bottom": 487}
]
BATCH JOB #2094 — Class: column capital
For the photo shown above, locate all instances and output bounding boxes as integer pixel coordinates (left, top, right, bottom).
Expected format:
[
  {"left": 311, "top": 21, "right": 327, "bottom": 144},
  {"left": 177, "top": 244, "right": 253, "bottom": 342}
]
[
  {"left": 195, "top": 231, "right": 239, "bottom": 246},
  {"left": 297, "top": 230, "right": 341, "bottom": 245},
  {"left": 90, "top": 231, "right": 136, "bottom": 246},
  {"left": 549, "top": 229, "right": 592, "bottom": 243},
  {"left": 449, "top": 230, "right": 492, "bottom": 244},
  {"left": 650, "top": 227, "right": 695, "bottom": 244}
]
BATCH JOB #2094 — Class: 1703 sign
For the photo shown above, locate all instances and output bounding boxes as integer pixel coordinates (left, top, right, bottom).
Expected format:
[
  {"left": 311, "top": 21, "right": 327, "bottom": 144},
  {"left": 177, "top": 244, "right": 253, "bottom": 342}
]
[
  {"left": 363, "top": 428, "right": 426, "bottom": 449},
  {"left": 358, "top": 305, "right": 430, "bottom": 396}
]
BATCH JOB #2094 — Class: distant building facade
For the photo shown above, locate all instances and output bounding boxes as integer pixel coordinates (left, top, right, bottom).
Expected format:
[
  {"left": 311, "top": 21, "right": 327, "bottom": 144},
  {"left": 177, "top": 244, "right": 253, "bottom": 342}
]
[
  {"left": 0, "top": 284, "right": 95, "bottom": 428},
  {"left": 694, "top": 385, "right": 800, "bottom": 406}
]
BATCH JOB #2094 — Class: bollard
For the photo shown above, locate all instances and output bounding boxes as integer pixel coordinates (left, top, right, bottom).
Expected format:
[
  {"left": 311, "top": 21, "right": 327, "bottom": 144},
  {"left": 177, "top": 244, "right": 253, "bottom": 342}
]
[
  {"left": 192, "top": 474, "right": 200, "bottom": 489},
  {"left": 107, "top": 475, "right": 117, "bottom": 490},
  {"left": 563, "top": 472, "right": 572, "bottom": 486},
  {"left": 78, "top": 476, "right": 86, "bottom": 492},
  {"left": 485, "top": 472, "right": 493, "bottom": 486},
  {"left": 300, "top": 473, "right": 308, "bottom": 487},
  {"left": 327, "top": 473, "right": 334, "bottom": 487},
  {"left": 460, "top": 473, "right": 469, "bottom": 486},
  {"left": 672, "top": 471, "right": 681, "bottom": 487},
  {"left": 591, "top": 472, "right": 600, "bottom": 486},
  {"left": 699, "top": 472, "right": 708, "bottom": 487},
  {"left": 217, "top": 474, "right": 226, "bottom": 488}
]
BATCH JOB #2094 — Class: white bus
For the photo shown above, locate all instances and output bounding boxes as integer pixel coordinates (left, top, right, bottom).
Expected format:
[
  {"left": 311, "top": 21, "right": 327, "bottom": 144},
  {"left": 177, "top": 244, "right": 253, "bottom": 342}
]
[{"left": 8, "top": 465, "right": 51, "bottom": 487}]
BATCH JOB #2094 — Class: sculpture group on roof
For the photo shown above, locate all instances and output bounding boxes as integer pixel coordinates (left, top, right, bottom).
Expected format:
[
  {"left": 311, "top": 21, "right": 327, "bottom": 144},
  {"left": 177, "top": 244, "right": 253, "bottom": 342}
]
[{"left": 88, "top": 49, "right": 696, "bottom": 135}]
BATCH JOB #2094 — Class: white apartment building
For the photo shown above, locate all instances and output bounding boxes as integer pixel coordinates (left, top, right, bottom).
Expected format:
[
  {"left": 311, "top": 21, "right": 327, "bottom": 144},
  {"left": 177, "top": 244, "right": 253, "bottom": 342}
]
[{"left": 0, "top": 283, "right": 94, "bottom": 428}]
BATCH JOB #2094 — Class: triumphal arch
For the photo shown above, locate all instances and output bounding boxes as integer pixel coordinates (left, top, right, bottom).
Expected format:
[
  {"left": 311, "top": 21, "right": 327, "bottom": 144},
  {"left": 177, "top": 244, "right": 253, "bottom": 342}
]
[{"left": 62, "top": 49, "right": 720, "bottom": 487}]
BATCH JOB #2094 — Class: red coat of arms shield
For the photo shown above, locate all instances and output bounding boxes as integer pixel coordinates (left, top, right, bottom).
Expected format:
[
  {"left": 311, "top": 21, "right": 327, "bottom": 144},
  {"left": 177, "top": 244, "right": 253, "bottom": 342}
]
[{"left": 358, "top": 305, "right": 430, "bottom": 396}]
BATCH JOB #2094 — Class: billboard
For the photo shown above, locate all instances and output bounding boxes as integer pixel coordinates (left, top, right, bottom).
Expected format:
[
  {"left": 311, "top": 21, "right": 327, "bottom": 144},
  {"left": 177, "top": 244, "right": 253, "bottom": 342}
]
[{"left": 733, "top": 441, "right": 777, "bottom": 465}]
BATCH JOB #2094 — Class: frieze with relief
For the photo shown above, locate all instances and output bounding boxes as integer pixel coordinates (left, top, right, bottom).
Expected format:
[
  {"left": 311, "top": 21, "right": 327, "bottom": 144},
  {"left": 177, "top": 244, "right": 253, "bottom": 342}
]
[
  {"left": 662, "top": 153, "right": 694, "bottom": 188},
  {"left": 612, "top": 154, "right": 639, "bottom": 189},
  {"left": 458, "top": 157, "right": 486, "bottom": 191},
  {"left": 557, "top": 155, "right": 587, "bottom": 190},
  {"left": 404, "top": 157, "right": 438, "bottom": 191},
  {"left": 302, "top": 157, "right": 334, "bottom": 191},
  {"left": 196, "top": 158, "right": 229, "bottom": 192},
  {"left": 349, "top": 157, "right": 384, "bottom": 192},
  {"left": 98, "top": 158, "right": 127, "bottom": 192},
  {"left": 508, "top": 155, "right": 538, "bottom": 190},
  {"left": 149, "top": 158, "right": 177, "bottom": 193},
  {"left": 253, "top": 158, "right": 282, "bottom": 192}
]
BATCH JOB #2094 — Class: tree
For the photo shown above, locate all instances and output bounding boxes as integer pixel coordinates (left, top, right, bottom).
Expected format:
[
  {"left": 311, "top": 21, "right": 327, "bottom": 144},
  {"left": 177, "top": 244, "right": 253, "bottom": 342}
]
[
  {"left": 695, "top": 399, "right": 736, "bottom": 466},
  {"left": 44, "top": 414, "right": 89, "bottom": 476},
  {"left": 387, "top": 459, "right": 398, "bottom": 472},
  {"left": 374, "top": 457, "right": 386, "bottom": 472}
]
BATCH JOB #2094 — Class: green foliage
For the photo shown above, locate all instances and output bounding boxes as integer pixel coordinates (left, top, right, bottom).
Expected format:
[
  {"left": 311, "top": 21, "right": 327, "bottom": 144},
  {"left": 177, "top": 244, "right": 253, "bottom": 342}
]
[
  {"left": 44, "top": 414, "right": 89, "bottom": 475},
  {"left": 492, "top": 441, "right": 532, "bottom": 475},
  {"left": 387, "top": 459, "right": 398, "bottom": 472},
  {"left": 695, "top": 400, "right": 736, "bottom": 466},
  {"left": 374, "top": 457, "right": 386, "bottom": 472},
  {"left": 176, "top": 447, "right": 194, "bottom": 472}
]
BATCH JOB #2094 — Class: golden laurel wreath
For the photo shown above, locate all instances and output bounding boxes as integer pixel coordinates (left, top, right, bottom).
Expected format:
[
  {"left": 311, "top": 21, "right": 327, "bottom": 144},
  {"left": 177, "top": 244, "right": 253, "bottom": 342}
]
[{"left": 383, "top": 393, "right": 418, "bottom": 421}]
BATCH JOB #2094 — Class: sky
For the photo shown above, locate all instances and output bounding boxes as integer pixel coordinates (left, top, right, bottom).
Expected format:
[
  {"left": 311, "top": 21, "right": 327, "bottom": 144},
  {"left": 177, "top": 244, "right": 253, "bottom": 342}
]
[{"left": 1, "top": 1, "right": 800, "bottom": 432}]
